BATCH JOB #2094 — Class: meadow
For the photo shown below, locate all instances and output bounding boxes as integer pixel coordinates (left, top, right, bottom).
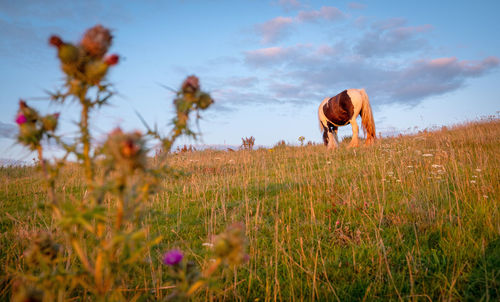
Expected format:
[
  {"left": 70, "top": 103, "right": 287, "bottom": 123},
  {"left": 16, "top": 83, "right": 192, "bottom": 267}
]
[{"left": 1, "top": 118, "right": 499, "bottom": 301}]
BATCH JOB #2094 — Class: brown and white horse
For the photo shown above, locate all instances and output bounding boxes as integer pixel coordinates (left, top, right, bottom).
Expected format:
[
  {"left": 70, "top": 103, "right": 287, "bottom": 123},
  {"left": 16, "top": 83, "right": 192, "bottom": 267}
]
[{"left": 318, "top": 89, "right": 376, "bottom": 149}]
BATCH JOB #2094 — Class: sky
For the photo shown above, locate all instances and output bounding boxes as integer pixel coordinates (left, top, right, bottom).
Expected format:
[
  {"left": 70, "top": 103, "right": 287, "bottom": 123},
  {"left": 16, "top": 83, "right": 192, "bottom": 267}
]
[{"left": 1, "top": 0, "right": 499, "bottom": 161}]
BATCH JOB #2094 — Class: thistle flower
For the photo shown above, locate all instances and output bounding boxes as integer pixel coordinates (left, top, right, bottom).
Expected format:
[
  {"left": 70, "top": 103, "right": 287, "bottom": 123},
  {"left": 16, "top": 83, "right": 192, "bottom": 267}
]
[
  {"left": 16, "top": 113, "right": 27, "bottom": 125},
  {"left": 181, "top": 75, "right": 200, "bottom": 94},
  {"left": 49, "top": 35, "right": 63, "bottom": 48},
  {"left": 163, "top": 249, "right": 183, "bottom": 266},
  {"left": 80, "top": 25, "right": 113, "bottom": 58},
  {"left": 104, "top": 54, "right": 119, "bottom": 66}
]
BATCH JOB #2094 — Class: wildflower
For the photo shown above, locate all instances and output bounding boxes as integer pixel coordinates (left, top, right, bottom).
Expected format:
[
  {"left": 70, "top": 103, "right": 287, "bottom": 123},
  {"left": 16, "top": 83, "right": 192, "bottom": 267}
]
[
  {"left": 163, "top": 249, "right": 183, "bottom": 266},
  {"left": 335, "top": 220, "right": 340, "bottom": 227},
  {"left": 181, "top": 75, "right": 200, "bottom": 94},
  {"left": 422, "top": 153, "right": 433, "bottom": 157},
  {"left": 80, "top": 24, "right": 112, "bottom": 58},
  {"left": 104, "top": 54, "right": 119, "bottom": 66},
  {"left": 16, "top": 113, "right": 27, "bottom": 125},
  {"left": 475, "top": 168, "right": 482, "bottom": 172},
  {"left": 470, "top": 180, "right": 476, "bottom": 184}
]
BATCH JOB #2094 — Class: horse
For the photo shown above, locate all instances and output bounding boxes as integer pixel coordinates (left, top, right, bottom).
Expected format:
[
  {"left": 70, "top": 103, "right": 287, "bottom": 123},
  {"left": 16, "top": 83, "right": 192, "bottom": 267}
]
[{"left": 318, "top": 88, "right": 376, "bottom": 149}]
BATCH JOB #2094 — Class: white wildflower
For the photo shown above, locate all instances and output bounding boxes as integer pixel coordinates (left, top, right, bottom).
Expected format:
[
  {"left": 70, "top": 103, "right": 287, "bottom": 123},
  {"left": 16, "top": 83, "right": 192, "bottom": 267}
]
[
  {"left": 422, "top": 153, "right": 433, "bottom": 157},
  {"left": 470, "top": 180, "right": 476, "bottom": 184}
]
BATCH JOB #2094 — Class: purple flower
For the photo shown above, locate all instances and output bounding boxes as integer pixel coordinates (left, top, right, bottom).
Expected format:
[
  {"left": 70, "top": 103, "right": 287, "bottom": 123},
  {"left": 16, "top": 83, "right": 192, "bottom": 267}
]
[
  {"left": 16, "top": 114, "right": 27, "bottom": 125},
  {"left": 163, "top": 249, "right": 183, "bottom": 266}
]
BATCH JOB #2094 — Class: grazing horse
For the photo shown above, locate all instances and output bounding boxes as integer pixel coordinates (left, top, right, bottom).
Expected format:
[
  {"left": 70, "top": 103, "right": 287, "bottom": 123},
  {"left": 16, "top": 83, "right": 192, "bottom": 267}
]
[{"left": 318, "top": 89, "right": 376, "bottom": 149}]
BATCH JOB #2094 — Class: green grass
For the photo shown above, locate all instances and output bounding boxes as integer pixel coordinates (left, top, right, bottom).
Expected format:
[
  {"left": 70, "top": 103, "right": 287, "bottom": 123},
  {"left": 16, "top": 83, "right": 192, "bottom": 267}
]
[{"left": 1, "top": 119, "right": 499, "bottom": 301}]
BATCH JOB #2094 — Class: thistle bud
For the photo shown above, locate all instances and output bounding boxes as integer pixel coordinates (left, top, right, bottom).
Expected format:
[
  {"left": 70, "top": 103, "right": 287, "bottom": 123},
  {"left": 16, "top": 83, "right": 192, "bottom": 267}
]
[
  {"left": 104, "top": 54, "right": 119, "bottom": 66},
  {"left": 42, "top": 113, "right": 59, "bottom": 132},
  {"left": 181, "top": 75, "right": 200, "bottom": 94},
  {"left": 18, "top": 100, "right": 38, "bottom": 122},
  {"left": 80, "top": 25, "right": 112, "bottom": 58},
  {"left": 49, "top": 35, "right": 63, "bottom": 48},
  {"left": 103, "top": 128, "right": 147, "bottom": 172},
  {"left": 197, "top": 92, "right": 214, "bottom": 110},
  {"left": 84, "top": 60, "right": 109, "bottom": 84},
  {"left": 58, "top": 43, "right": 80, "bottom": 64}
]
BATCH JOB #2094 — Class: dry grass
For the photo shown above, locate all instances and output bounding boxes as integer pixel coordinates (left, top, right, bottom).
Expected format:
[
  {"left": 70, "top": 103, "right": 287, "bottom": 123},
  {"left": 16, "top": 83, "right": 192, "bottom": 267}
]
[{"left": 1, "top": 118, "right": 499, "bottom": 300}]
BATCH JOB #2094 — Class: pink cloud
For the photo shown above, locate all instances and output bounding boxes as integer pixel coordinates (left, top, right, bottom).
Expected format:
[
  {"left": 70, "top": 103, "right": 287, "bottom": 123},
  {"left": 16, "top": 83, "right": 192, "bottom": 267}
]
[
  {"left": 348, "top": 2, "right": 367, "bottom": 10},
  {"left": 255, "top": 6, "right": 345, "bottom": 44},
  {"left": 256, "top": 16, "right": 294, "bottom": 44},
  {"left": 276, "top": 0, "right": 302, "bottom": 11},
  {"left": 297, "top": 6, "right": 345, "bottom": 22}
]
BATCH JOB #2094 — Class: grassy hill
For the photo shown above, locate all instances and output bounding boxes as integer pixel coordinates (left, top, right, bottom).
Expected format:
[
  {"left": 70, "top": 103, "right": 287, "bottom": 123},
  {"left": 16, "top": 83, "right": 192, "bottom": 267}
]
[{"left": 1, "top": 118, "right": 499, "bottom": 301}]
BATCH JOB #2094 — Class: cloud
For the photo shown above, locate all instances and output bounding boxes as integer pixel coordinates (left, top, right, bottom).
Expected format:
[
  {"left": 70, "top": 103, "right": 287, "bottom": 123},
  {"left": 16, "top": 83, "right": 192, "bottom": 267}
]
[
  {"left": 276, "top": 0, "right": 303, "bottom": 11},
  {"left": 240, "top": 40, "right": 499, "bottom": 107},
  {"left": 244, "top": 46, "right": 301, "bottom": 67},
  {"left": 348, "top": 2, "right": 367, "bottom": 10},
  {"left": 254, "top": 6, "right": 345, "bottom": 44},
  {"left": 0, "top": 122, "right": 17, "bottom": 139},
  {"left": 296, "top": 6, "right": 345, "bottom": 22},
  {"left": 355, "top": 18, "right": 433, "bottom": 57},
  {"left": 255, "top": 16, "right": 295, "bottom": 44},
  {"left": 387, "top": 56, "right": 500, "bottom": 102}
]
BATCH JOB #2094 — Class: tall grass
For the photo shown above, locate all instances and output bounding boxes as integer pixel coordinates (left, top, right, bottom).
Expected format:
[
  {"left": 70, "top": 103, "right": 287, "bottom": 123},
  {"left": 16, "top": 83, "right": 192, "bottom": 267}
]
[{"left": 2, "top": 118, "right": 499, "bottom": 300}]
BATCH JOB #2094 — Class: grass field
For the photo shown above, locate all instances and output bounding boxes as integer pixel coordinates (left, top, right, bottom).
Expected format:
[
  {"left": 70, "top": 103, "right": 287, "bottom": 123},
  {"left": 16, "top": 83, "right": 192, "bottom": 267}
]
[{"left": 1, "top": 118, "right": 499, "bottom": 301}]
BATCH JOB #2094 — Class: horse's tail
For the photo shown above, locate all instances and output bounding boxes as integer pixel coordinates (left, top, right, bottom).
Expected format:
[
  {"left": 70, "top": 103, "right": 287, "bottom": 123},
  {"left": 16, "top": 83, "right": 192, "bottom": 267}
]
[{"left": 359, "top": 89, "right": 376, "bottom": 144}]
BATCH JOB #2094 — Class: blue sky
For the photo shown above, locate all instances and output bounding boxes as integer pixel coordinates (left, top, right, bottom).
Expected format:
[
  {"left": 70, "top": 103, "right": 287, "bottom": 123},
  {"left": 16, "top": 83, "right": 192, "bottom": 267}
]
[{"left": 1, "top": 0, "right": 499, "bottom": 161}]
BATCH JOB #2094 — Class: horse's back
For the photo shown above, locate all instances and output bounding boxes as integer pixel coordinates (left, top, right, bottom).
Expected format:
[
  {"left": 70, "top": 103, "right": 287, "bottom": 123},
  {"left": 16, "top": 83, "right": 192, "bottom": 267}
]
[{"left": 322, "top": 90, "right": 354, "bottom": 126}]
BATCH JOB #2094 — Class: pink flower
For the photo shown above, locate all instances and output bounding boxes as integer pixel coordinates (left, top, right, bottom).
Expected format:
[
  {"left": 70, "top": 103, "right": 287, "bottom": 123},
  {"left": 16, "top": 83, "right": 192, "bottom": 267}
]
[
  {"left": 16, "top": 114, "right": 27, "bottom": 125},
  {"left": 163, "top": 249, "right": 183, "bottom": 266}
]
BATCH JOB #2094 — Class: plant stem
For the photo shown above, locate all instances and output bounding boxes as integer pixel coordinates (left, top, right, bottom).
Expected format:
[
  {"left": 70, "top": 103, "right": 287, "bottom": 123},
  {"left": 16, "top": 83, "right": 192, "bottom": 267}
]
[
  {"left": 80, "top": 94, "right": 94, "bottom": 190},
  {"left": 37, "top": 145, "right": 60, "bottom": 217}
]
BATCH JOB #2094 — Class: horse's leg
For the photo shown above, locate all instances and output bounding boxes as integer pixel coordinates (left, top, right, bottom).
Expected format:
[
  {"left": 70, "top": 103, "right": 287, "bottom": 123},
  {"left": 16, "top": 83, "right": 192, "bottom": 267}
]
[
  {"left": 348, "top": 119, "right": 359, "bottom": 148},
  {"left": 327, "top": 131, "right": 336, "bottom": 149},
  {"left": 333, "top": 127, "right": 339, "bottom": 146}
]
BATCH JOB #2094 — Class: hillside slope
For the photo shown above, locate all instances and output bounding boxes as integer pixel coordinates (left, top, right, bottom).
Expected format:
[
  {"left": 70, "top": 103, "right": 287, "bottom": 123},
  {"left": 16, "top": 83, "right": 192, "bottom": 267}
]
[{"left": 1, "top": 119, "right": 499, "bottom": 300}]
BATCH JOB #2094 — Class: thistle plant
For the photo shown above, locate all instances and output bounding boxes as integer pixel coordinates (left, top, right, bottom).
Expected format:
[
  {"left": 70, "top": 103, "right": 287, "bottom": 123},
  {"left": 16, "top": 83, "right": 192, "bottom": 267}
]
[{"left": 11, "top": 25, "right": 245, "bottom": 301}]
